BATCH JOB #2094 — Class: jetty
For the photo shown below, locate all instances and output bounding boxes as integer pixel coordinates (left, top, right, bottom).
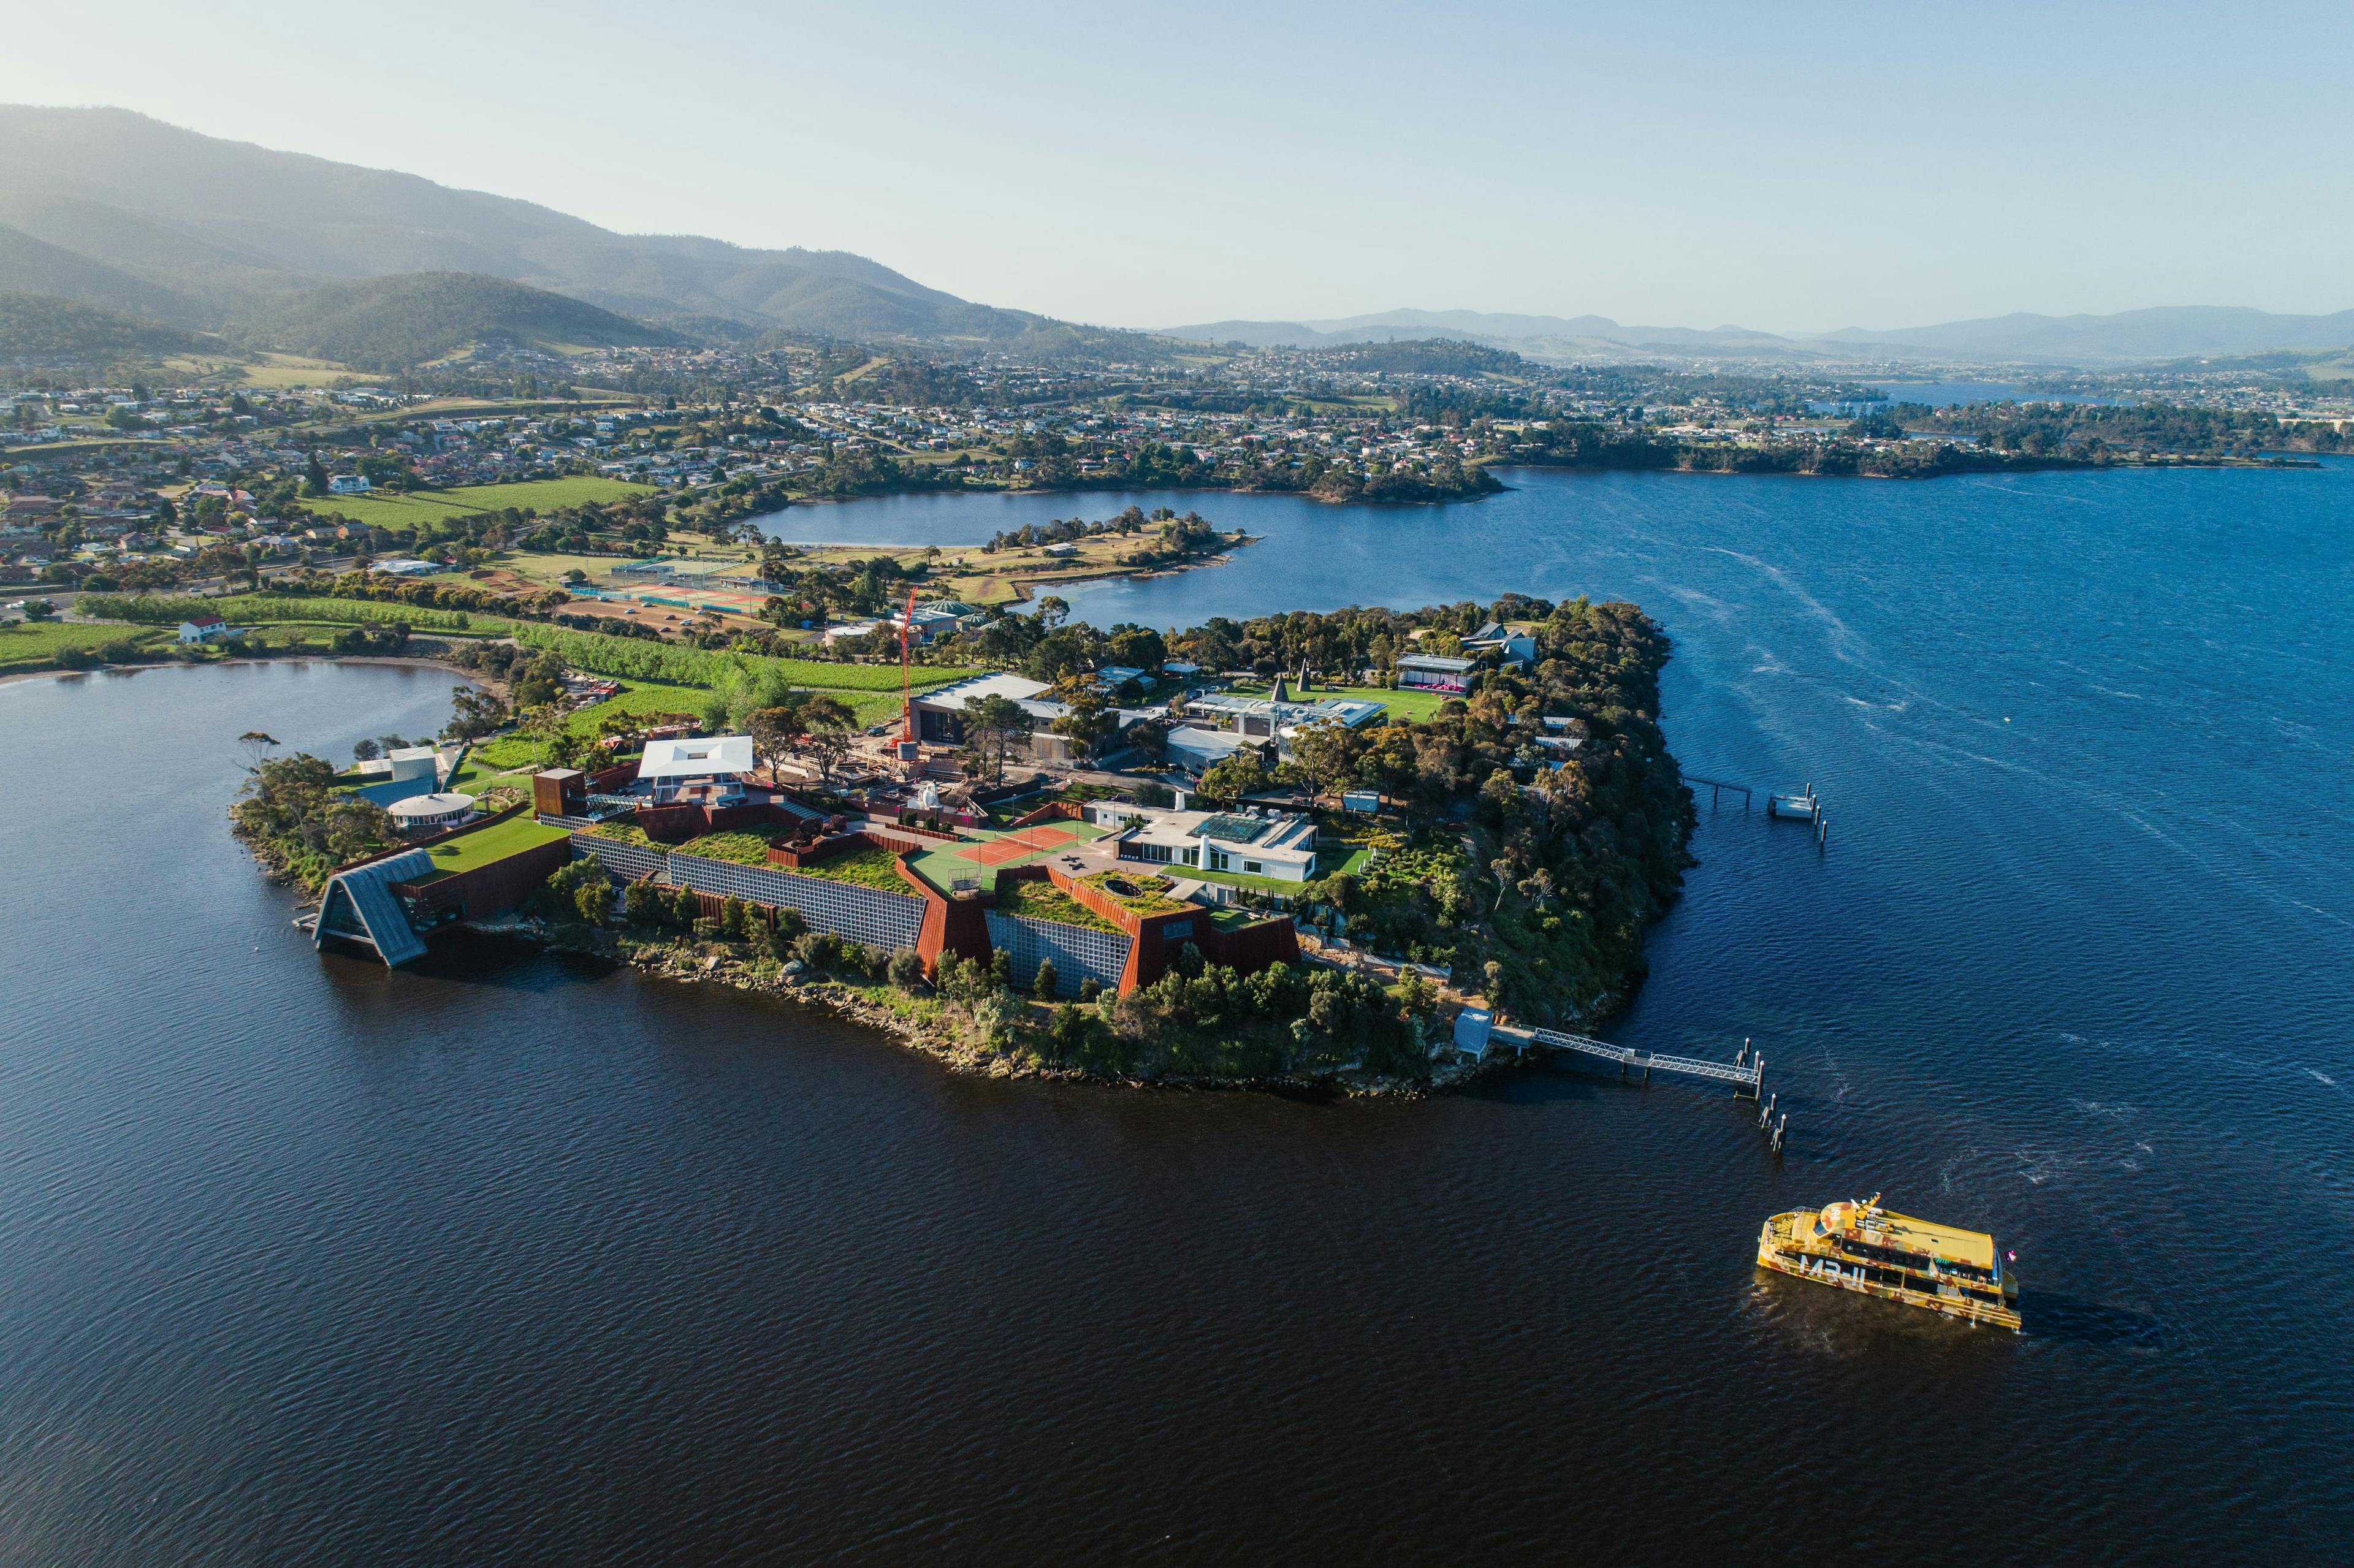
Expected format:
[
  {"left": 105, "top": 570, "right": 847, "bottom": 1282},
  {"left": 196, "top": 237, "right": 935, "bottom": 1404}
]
[{"left": 1496, "top": 1026, "right": 1764, "bottom": 1096}]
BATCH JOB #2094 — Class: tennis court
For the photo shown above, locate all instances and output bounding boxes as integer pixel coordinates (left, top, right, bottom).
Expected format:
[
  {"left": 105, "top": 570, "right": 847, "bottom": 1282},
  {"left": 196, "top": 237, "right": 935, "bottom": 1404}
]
[{"left": 906, "top": 820, "right": 1111, "bottom": 892}]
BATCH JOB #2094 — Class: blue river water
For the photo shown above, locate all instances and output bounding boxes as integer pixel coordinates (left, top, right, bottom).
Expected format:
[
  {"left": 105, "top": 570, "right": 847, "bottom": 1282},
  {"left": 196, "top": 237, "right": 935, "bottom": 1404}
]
[{"left": 2, "top": 463, "right": 2348, "bottom": 1563}]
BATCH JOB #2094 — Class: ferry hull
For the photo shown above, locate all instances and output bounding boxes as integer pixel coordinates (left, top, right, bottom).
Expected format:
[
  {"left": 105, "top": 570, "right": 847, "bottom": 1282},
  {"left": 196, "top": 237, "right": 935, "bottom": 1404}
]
[{"left": 1756, "top": 1219, "right": 2021, "bottom": 1331}]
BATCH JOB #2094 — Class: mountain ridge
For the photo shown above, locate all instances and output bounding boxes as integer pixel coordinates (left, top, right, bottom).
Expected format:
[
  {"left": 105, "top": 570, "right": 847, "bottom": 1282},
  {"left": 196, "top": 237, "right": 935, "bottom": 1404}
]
[
  {"left": 1160, "top": 303, "right": 2354, "bottom": 367},
  {"left": 0, "top": 105, "right": 1160, "bottom": 356}
]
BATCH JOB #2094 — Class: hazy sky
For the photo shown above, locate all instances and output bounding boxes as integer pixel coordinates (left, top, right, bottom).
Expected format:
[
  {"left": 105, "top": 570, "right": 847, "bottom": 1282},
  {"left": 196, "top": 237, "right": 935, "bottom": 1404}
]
[{"left": 9, "top": 0, "right": 2351, "bottom": 332}]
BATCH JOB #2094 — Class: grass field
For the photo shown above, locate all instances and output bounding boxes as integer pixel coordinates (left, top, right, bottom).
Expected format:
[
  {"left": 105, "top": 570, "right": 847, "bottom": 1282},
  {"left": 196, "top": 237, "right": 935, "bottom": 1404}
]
[
  {"left": 1227, "top": 680, "right": 1453, "bottom": 723},
  {"left": 1314, "top": 684, "right": 1455, "bottom": 721},
  {"left": 788, "top": 842, "right": 914, "bottom": 892},
  {"left": 232, "top": 351, "right": 351, "bottom": 388},
  {"left": 0, "top": 621, "right": 169, "bottom": 670},
  {"left": 1179, "top": 844, "right": 1366, "bottom": 894},
  {"left": 297, "top": 476, "right": 653, "bottom": 530},
  {"left": 991, "top": 876, "right": 1121, "bottom": 933},
  {"left": 411, "top": 816, "right": 573, "bottom": 879},
  {"left": 447, "top": 758, "right": 538, "bottom": 796}
]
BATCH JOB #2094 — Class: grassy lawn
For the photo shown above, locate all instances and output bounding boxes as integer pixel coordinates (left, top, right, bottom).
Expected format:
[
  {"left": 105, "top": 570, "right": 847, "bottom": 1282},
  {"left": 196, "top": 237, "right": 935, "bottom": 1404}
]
[
  {"left": 1078, "top": 869, "right": 1189, "bottom": 915},
  {"left": 1177, "top": 858, "right": 1339, "bottom": 894},
  {"left": 465, "top": 679, "right": 709, "bottom": 771},
  {"left": 1227, "top": 680, "right": 1451, "bottom": 723},
  {"left": 412, "top": 816, "right": 571, "bottom": 879},
  {"left": 785, "top": 842, "right": 912, "bottom": 891},
  {"left": 676, "top": 825, "right": 795, "bottom": 865},
  {"left": 1313, "top": 684, "right": 1455, "bottom": 722},
  {"left": 234, "top": 351, "right": 351, "bottom": 387},
  {"left": 297, "top": 476, "right": 653, "bottom": 530},
  {"left": 993, "top": 877, "right": 1121, "bottom": 933},
  {"left": 0, "top": 622, "right": 169, "bottom": 669},
  {"left": 447, "top": 757, "right": 538, "bottom": 796}
]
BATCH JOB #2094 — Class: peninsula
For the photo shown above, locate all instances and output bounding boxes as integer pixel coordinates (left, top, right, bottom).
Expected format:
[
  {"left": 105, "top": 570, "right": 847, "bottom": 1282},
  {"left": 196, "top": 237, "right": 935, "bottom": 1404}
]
[{"left": 228, "top": 592, "right": 1695, "bottom": 1092}]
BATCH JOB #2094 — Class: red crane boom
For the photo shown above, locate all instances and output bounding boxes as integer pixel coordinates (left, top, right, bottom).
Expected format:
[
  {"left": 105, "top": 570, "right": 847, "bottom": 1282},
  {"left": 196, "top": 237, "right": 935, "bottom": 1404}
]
[{"left": 899, "top": 585, "right": 920, "bottom": 747}]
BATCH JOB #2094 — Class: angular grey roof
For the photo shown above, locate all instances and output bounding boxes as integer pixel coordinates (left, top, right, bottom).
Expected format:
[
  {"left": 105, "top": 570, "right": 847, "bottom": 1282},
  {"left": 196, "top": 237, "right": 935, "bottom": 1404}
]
[{"left": 314, "top": 848, "right": 434, "bottom": 967}]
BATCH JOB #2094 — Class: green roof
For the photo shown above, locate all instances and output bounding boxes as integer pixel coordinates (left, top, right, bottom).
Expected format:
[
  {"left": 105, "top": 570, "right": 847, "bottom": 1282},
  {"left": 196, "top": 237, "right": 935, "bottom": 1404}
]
[{"left": 406, "top": 815, "right": 571, "bottom": 883}]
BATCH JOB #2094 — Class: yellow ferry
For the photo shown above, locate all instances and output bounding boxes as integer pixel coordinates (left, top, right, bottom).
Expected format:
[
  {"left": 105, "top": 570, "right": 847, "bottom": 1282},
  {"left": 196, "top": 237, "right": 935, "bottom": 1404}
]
[{"left": 1756, "top": 1193, "right": 2021, "bottom": 1331}]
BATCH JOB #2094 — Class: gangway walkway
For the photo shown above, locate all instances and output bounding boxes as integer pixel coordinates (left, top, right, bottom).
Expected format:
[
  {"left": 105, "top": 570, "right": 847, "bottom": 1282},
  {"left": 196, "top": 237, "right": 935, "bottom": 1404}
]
[{"left": 1517, "top": 1027, "right": 1762, "bottom": 1094}]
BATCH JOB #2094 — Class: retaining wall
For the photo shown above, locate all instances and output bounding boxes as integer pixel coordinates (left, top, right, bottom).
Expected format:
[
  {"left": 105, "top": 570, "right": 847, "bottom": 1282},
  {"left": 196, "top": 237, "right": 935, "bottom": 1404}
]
[
  {"left": 982, "top": 909, "right": 1132, "bottom": 998},
  {"left": 568, "top": 831, "right": 924, "bottom": 953}
]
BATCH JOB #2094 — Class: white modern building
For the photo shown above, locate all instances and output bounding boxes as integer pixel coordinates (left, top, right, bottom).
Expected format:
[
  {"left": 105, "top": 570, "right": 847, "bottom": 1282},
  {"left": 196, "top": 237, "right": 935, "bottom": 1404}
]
[
  {"left": 1081, "top": 801, "right": 1321, "bottom": 881},
  {"left": 638, "top": 734, "right": 756, "bottom": 804},
  {"left": 386, "top": 792, "right": 476, "bottom": 831}
]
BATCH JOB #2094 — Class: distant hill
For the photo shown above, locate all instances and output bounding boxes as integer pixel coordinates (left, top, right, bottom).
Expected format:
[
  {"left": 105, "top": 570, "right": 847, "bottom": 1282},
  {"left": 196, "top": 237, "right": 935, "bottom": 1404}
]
[
  {"left": 0, "top": 105, "right": 1167, "bottom": 357},
  {"left": 0, "top": 223, "right": 210, "bottom": 326},
  {"left": 0, "top": 289, "right": 192, "bottom": 357},
  {"left": 1161, "top": 308, "right": 1829, "bottom": 363},
  {"left": 239, "top": 272, "right": 680, "bottom": 369},
  {"left": 1167, "top": 304, "right": 2354, "bottom": 368},
  {"left": 1816, "top": 306, "right": 2354, "bottom": 365}
]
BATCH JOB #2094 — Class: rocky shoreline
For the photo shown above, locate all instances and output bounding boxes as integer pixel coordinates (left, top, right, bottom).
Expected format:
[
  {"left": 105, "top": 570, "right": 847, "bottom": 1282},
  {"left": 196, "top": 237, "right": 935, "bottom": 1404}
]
[{"left": 470, "top": 915, "right": 1504, "bottom": 1100}]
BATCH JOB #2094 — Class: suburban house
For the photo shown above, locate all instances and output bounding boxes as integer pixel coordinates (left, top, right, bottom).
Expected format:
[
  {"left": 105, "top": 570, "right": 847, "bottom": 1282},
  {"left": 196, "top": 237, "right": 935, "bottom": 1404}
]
[
  {"left": 1461, "top": 622, "right": 1539, "bottom": 668},
  {"left": 177, "top": 615, "right": 230, "bottom": 643},
  {"left": 1396, "top": 653, "right": 1477, "bottom": 693},
  {"left": 1081, "top": 801, "right": 1322, "bottom": 881},
  {"left": 326, "top": 474, "right": 371, "bottom": 495},
  {"left": 639, "top": 734, "right": 755, "bottom": 805}
]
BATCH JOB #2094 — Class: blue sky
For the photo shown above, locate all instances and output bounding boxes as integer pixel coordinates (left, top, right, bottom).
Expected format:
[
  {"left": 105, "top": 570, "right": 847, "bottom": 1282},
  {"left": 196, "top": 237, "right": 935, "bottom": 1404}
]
[{"left": 10, "top": 1, "right": 2350, "bottom": 332}]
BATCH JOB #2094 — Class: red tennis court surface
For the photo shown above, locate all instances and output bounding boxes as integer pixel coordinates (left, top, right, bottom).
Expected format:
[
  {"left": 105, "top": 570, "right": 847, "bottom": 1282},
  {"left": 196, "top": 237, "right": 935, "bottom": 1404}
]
[{"left": 958, "top": 826, "right": 1078, "bottom": 866}]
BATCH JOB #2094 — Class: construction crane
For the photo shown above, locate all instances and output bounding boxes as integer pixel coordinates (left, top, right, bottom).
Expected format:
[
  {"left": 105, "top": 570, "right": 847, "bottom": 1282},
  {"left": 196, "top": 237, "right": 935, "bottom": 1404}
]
[{"left": 896, "top": 586, "right": 921, "bottom": 767}]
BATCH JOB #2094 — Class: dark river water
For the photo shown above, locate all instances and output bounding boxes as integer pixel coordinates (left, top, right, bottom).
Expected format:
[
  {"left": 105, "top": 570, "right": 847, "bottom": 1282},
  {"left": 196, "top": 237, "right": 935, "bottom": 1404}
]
[{"left": 6, "top": 463, "right": 2352, "bottom": 1564}]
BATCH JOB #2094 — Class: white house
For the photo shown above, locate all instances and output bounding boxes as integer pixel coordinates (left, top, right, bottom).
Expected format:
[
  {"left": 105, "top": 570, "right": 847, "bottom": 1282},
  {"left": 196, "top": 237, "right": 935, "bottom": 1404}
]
[
  {"left": 177, "top": 615, "right": 230, "bottom": 643},
  {"left": 1082, "top": 801, "right": 1321, "bottom": 881},
  {"left": 327, "top": 474, "right": 371, "bottom": 495},
  {"left": 638, "top": 734, "right": 756, "bottom": 804}
]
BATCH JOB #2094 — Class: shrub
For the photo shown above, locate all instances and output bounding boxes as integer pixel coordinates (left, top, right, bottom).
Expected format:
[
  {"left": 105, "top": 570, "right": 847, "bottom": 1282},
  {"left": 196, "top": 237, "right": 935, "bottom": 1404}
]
[
  {"left": 720, "top": 896, "right": 748, "bottom": 939},
  {"left": 574, "top": 880, "right": 612, "bottom": 925},
  {"left": 1078, "top": 976, "right": 1102, "bottom": 1003},
  {"left": 624, "top": 878, "right": 664, "bottom": 927},
  {"left": 1032, "top": 957, "right": 1059, "bottom": 999},
  {"left": 886, "top": 946, "right": 926, "bottom": 991}
]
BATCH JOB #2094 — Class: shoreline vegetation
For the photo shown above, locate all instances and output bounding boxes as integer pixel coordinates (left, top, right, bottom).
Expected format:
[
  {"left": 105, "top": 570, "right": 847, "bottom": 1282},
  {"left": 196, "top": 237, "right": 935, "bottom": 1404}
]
[{"left": 223, "top": 588, "right": 1697, "bottom": 1098}]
